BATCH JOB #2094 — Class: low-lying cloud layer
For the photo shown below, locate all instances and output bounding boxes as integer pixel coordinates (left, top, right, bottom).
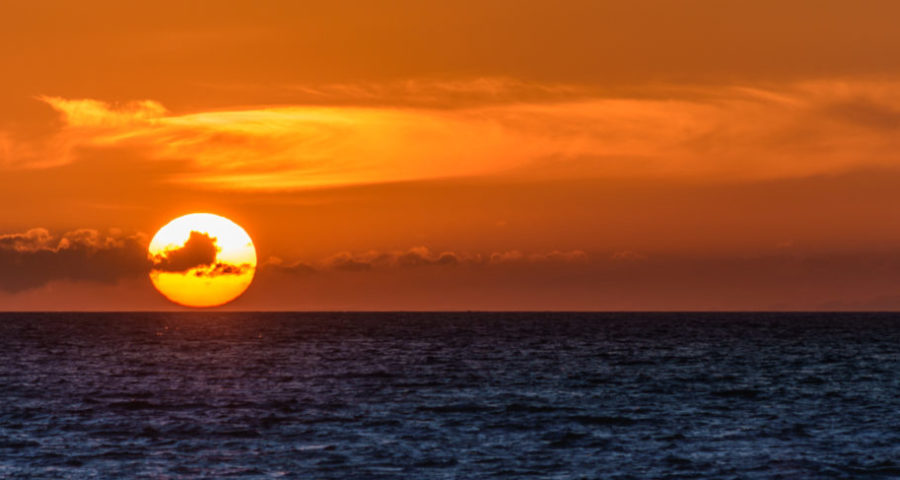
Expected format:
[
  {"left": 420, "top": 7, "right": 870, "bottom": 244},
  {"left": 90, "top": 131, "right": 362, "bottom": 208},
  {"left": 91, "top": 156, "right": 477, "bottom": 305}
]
[
  {"left": 0, "top": 227, "right": 594, "bottom": 293},
  {"left": 5, "top": 227, "right": 900, "bottom": 309},
  {"left": 266, "top": 246, "right": 589, "bottom": 274},
  {"left": 0, "top": 228, "right": 148, "bottom": 292},
  {"left": 0, "top": 228, "right": 258, "bottom": 293},
  {"left": 258, "top": 249, "right": 900, "bottom": 311}
]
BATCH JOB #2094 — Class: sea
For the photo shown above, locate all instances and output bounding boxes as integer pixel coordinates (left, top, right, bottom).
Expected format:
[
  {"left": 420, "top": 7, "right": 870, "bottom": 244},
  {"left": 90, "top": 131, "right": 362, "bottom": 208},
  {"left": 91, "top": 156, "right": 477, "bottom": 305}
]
[{"left": 0, "top": 312, "right": 898, "bottom": 479}]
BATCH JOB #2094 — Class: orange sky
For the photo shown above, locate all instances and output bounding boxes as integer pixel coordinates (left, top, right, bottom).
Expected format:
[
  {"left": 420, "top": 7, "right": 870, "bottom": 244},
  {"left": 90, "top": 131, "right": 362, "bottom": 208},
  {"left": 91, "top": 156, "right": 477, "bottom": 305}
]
[{"left": 4, "top": 0, "right": 900, "bottom": 310}]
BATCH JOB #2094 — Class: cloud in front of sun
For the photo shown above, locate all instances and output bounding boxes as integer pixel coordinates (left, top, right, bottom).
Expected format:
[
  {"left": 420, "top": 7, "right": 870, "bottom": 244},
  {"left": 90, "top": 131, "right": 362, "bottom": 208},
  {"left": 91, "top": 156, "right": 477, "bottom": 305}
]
[{"left": 148, "top": 213, "right": 256, "bottom": 308}]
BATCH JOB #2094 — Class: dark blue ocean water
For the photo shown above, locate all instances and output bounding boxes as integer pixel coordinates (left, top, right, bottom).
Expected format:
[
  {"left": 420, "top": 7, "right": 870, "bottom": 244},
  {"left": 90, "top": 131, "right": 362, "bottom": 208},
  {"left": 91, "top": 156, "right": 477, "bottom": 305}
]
[{"left": 1, "top": 312, "right": 899, "bottom": 479}]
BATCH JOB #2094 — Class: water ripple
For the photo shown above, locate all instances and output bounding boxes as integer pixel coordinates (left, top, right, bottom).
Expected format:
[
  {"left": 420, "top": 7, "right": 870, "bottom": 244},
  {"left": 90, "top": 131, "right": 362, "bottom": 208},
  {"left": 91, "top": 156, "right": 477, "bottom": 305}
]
[{"left": 1, "top": 312, "right": 898, "bottom": 479}]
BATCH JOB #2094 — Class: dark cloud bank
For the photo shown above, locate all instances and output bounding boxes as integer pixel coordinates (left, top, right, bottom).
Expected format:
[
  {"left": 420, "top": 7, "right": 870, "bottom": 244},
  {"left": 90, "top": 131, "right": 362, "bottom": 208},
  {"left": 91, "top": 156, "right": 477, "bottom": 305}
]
[
  {"left": 0, "top": 228, "right": 244, "bottom": 292},
  {"left": 0, "top": 228, "right": 149, "bottom": 293},
  {"left": 5, "top": 228, "right": 900, "bottom": 310}
]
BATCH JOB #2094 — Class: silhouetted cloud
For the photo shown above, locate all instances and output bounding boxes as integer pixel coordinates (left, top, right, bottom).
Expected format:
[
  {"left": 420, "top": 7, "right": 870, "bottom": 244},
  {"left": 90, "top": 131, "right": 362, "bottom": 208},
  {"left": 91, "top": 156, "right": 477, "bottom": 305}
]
[
  {"left": 149, "top": 231, "right": 252, "bottom": 277},
  {"left": 610, "top": 250, "right": 647, "bottom": 262},
  {"left": 0, "top": 229, "right": 149, "bottom": 292},
  {"left": 488, "top": 249, "right": 589, "bottom": 264},
  {"left": 250, "top": 247, "right": 900, "bottom": 310},
  {"left": 394, "top": 247, "right": 462, "bottom": 268},
  {"left": 194, "top": 263, "right": 253, "bottom": 277},
  {"left": 264, "top": 256, "right": 317, "bottom": 275},
  {"left": 0, "top": 228, "right": 55, "bottom": 251},
  {"left": 312, "top": 247, "right": 585, "bottom": 272},
  {"left": 0, "top": 227, "right": 256, "bottom": 292},
  {"left": 320, "top": 247, "right": 461, "bottom": 271},
  {"left": 150, "top": 231, "right": 218, "bottom": 273},
  {"left": 324, "top": 252, "right": 373, "bottom": 272}
]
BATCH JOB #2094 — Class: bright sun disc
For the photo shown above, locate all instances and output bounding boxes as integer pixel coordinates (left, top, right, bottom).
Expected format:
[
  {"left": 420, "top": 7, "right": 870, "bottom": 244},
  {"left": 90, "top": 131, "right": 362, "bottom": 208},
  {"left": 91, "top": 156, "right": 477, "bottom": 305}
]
[{"left": 148, "top": 213, "right": 257, "bottom": 308}]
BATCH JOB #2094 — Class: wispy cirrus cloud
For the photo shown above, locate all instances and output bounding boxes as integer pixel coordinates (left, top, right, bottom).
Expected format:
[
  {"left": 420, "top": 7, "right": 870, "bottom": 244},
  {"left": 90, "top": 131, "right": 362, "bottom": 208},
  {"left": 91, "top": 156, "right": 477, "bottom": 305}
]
[{"left": 4, "top": 78, "right": 900, "bottom": 190}]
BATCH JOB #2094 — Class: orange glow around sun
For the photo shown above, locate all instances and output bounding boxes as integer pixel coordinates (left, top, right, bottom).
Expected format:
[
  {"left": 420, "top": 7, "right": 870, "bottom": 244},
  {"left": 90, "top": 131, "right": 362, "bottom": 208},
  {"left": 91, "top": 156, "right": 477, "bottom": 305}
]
[{"left": 148, "top": 213, "right": 256, "bottom": 308}]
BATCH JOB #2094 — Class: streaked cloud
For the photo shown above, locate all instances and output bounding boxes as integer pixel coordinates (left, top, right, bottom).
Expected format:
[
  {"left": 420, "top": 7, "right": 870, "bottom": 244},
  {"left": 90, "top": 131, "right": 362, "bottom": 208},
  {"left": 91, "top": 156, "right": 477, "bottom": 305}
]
[{"left": 0, "top": 78, "right": 893, "bottom": 190}]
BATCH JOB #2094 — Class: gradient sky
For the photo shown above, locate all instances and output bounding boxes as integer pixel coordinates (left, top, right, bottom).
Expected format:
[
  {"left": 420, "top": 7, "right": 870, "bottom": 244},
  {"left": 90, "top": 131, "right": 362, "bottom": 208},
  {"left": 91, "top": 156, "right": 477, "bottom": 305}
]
[{"left": 4, "top": 0, "right": 900, "bottom": 310}]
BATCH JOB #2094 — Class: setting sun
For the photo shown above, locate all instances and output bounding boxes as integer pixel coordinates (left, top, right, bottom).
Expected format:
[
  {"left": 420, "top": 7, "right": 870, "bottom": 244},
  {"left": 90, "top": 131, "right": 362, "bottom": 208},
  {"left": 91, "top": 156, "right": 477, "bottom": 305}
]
[{"left": 148, "top": 213, "right": 256, "bottom": 308}]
